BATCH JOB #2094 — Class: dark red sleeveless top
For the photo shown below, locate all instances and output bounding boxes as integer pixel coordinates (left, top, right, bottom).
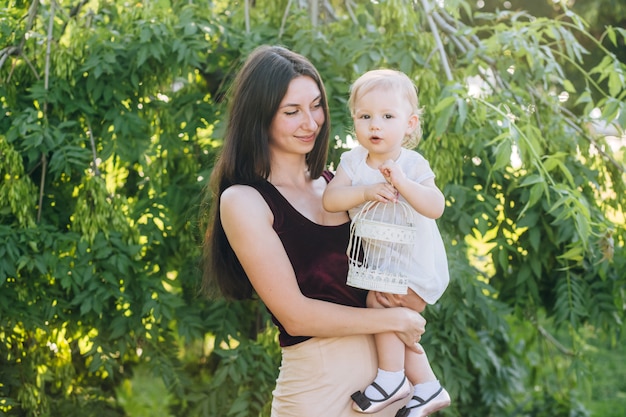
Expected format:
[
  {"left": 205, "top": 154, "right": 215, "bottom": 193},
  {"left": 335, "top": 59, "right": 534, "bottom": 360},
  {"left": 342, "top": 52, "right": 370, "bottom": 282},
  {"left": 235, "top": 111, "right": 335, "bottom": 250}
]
[{"left": 248, "top": 171, "right": 368, "bottom": 347}]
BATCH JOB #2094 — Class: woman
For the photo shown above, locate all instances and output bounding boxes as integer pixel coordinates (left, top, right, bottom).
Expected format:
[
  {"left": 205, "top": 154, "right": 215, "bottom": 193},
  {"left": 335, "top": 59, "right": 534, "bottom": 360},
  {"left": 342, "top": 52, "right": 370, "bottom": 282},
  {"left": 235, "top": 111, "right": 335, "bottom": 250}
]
[{"left": 202, "top": 45, "right": 427, "bottom": 416}]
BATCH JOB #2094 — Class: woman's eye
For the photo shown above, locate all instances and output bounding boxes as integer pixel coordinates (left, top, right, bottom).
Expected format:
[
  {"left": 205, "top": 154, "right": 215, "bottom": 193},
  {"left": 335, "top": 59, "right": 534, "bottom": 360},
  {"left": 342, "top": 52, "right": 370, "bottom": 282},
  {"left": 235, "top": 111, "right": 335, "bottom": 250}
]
[{"left": 285, "top": 110, "right": 298, "bottom": 116}]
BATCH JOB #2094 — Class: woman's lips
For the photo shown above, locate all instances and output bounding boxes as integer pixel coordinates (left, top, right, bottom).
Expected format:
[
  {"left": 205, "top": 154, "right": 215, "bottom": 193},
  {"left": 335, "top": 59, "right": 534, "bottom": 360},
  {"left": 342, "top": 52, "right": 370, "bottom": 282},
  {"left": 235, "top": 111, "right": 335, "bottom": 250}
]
[{"left": 297, "top": 133, "right": 316, "bottom": 142}]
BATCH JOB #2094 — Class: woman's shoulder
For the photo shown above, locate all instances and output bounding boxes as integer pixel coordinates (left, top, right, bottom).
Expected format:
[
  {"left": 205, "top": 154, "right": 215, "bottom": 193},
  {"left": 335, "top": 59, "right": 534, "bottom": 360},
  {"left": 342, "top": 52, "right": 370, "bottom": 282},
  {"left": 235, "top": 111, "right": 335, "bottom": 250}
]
[
  {"left": 220, "top": 184, "right": 274, "bottom": 227},
  {"left": 221, "top": 184, "right": 268, "bottom": 209},
  {"left": 222, "top": 183, "right": 258, "bottom": 195}
]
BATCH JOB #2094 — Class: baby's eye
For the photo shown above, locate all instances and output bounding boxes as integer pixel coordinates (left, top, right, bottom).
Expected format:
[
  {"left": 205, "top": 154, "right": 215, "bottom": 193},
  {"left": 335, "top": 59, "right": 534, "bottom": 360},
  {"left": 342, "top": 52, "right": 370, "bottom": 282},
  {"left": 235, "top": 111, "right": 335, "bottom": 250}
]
[
  {"left": 359, "top": 114, "right": 371, "bottom": 120},
  {"left": 384, "top": 114, "right": 394, "bottom": 119}
]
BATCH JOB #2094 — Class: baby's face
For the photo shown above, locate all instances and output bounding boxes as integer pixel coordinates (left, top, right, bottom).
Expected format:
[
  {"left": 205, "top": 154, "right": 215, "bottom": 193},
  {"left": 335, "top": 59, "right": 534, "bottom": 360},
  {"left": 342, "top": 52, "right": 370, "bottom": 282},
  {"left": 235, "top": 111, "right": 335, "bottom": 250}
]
[{"left": 352, "top": 87, "right": 418, "bottom": 163}]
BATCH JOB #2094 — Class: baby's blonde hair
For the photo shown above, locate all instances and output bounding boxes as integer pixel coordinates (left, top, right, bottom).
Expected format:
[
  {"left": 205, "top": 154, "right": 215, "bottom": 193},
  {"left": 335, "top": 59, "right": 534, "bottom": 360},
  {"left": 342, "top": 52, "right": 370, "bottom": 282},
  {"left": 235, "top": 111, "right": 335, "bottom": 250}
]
[{"left": 348, "top": 69, "right": 423, "bottom": 149}]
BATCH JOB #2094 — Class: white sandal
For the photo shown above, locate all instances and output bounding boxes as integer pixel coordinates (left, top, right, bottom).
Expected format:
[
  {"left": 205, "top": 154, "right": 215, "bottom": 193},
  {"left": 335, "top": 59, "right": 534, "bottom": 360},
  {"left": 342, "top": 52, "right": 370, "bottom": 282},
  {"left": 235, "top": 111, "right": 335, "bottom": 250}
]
[
  {"left": 394, "top": 387, "right": 450, "bottom": 417},
  {"left": 351, "top": 376, "right": 411, "bottom": 414}
]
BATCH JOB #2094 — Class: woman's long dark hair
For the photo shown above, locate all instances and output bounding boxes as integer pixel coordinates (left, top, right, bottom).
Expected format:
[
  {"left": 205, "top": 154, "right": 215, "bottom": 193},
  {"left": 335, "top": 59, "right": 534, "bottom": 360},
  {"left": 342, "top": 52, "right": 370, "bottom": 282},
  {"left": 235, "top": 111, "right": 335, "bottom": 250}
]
[{"left": 202, "top": 45, "right": 331, "bottom": 300}]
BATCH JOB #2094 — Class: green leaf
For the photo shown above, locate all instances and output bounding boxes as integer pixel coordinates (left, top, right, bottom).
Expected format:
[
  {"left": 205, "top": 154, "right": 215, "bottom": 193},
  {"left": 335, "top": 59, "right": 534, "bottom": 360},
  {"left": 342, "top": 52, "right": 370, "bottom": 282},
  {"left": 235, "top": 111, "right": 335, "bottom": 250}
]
[
  {"left": 607, "top": 69, "right": 624, "bottom": 97},
  {"left": 562, "top": 79, "right": 576, "bottom": 93},
  {"left": 528, "top": 226, "right": 541, "bottom": 252},
  {"left": 606, "top": 26, "right": 617, "bottom": 46},
  {"left": 492, "top": 138, "right": 512, "bottom": 172},
  {"left": 556, "top": 245, "right": 584, "bottom": 262}
]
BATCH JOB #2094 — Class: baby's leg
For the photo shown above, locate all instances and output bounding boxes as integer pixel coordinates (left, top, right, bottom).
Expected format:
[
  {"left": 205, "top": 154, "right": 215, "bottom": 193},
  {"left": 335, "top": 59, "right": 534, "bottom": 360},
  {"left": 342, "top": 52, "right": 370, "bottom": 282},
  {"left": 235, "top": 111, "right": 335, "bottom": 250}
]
[
  {"left": 400, "top": 338, "right": 450, "bottom": 416},
  {"left": 351, "top": 292, "right": 411, "bottom": 413},
  {"left": 404, "top": 347, "right": 436, "bottom": 384},
  {"left": 368, "top": 291, "right": 405, "bottom": 372}
]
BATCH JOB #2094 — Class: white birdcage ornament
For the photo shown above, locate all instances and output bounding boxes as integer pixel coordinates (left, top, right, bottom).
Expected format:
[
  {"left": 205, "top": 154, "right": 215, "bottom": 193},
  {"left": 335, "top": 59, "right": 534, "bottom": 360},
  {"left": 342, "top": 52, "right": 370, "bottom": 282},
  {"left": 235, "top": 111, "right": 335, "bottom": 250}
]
[{"left": 346, "top": 200, "right": 418, "bottom": 294}]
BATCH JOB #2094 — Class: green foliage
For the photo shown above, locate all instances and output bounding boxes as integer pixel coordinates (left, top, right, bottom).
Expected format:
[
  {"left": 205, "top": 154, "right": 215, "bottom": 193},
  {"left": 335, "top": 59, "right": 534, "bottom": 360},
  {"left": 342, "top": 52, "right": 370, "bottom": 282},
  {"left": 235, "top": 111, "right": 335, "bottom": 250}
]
[
  {"left": 583, "top": 323, "right": 626, "bottom": 417},
  {"left": 116, "top": 365, "right": 175, "bottom": 417},
  {"left": 1, "top": 0, "right": 624, "bottom": 416}
]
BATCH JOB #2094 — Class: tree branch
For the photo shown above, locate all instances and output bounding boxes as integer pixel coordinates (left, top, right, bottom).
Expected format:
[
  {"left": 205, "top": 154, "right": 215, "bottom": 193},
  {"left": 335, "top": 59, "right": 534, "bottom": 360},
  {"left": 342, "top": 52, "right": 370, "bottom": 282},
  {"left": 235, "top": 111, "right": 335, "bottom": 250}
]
[
  {"left": 431, "top": 9, "right": 495, "bottom": 66},
  {"left": 419, "top": 0, "right": 453, "bottom": 81},
  {"left": 558, "top": 105, "right": 625, "bottom": 175},
  {"left": 279, "top": 0, "right": 293, "bottom": 39},
  {"left": 37, "top": 0, "right": 56, "bottom": 223},
  {"left": 0, "top": 47, "right": 18, "bottom": 71},
  {"left": 321, "top": 0, "right": 338, "bottom": 22},
  {"left": 37, "top": 154, "right": 47, "bottom": 223},
  {"left": 244, "top": 0, "right": 250, "bottom": 34},
  {"left": 1, "top": 0, "right": 41, "bottom": 80},
  {"left": 344, "top": 0, "right": 358, "bottom": 25},
  {"left": 58, "top": 0, "right": 90, "bottom": 40},
  {"left": 309, "top": 0, "right": 318, "bottom": 27},
  {"left": 86, "top": 119, "right": 101, "bottom": 177},
  {"left": 538, "top": 325, "right": 575, "bottom": 356},
  {"left": 429, "top": 6, "right": 624, "bottom": 177},
  {"left": 44, "top": 0, "right": 55, "bottom": 95}
]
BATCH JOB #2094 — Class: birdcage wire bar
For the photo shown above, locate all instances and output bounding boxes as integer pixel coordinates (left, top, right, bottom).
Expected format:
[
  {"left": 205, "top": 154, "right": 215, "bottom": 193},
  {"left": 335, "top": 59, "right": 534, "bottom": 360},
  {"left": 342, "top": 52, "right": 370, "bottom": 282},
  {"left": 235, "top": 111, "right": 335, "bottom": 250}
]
[{"left": 346, "top": 200, "right": 418, "bottom": 294}]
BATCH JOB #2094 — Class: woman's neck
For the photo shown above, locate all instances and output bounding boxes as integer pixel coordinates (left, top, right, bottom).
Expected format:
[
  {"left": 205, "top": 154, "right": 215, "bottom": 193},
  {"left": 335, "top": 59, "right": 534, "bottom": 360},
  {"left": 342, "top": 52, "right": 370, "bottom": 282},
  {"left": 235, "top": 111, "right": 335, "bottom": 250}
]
[
  {"left": 268, "top": 155, "right": 310, "bottom": 187},
  {"left": 268, "top": 169, "right": 310, "bottom": 188}
]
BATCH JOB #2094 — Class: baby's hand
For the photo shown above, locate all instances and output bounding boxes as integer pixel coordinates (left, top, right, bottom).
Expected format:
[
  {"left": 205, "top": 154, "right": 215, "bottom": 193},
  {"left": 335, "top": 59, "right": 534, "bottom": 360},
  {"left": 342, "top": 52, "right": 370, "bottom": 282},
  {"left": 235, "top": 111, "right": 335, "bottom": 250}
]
[
  {"left": 364, "top": 182, "right": 398, "bottom": 203},
  {"left": 379, "top": 160, "right": 406, "bottom": 187}
]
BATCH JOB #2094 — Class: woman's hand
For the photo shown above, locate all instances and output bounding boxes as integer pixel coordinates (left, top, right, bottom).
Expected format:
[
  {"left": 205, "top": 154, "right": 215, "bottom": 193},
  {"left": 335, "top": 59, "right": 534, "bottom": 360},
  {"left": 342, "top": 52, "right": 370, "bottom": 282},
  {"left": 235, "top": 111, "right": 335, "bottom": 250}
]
[
  {"left": 373, "top": 288, "right": 427, "bottom": 313},
  {"left": 396, "top": 306, "right": 426, "bottom": 354},
  {"left": 373, "top": 289, "right": 427, "bottom": 353}
]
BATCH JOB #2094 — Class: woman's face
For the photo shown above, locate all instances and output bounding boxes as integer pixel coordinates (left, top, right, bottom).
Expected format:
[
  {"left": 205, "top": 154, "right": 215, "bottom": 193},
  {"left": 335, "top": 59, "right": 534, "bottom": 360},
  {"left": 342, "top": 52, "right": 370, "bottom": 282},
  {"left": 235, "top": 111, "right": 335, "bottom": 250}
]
[{"left": 268, "top": 76, "right": 325, "bottom": 156}]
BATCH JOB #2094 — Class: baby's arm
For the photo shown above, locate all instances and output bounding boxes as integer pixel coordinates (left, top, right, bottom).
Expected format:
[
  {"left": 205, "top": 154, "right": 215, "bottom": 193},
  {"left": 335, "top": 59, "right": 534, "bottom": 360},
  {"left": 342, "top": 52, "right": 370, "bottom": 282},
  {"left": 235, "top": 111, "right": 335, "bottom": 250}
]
[
  {"left": 322, "top": 165, "right": 398, "bottom": 213},
  {"left": 379, "top": 160, "right": 445, "bottom": 219}
]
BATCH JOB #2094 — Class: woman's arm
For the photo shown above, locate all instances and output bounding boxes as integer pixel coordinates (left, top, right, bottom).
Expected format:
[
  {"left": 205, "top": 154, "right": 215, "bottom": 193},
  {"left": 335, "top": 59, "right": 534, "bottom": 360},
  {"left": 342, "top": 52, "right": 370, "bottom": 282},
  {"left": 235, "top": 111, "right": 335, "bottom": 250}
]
[{"left": 221, "top": 184, "right": 426, "bottom": 347}]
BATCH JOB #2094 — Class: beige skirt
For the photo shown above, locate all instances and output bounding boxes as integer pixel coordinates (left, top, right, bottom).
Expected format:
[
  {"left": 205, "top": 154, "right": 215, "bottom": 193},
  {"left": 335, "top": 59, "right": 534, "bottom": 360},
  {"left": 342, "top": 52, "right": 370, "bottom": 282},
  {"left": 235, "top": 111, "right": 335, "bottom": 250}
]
[{"left": 271, "top": 334, "right": 410, "bottom": 417}]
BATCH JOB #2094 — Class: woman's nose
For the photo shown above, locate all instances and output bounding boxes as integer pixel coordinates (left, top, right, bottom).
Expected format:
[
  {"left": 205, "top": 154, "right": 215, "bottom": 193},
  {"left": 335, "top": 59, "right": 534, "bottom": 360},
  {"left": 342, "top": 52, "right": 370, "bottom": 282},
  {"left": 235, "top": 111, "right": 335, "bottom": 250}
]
[{"left": 303, "top": 111, "right": 319, "bottom": 130}]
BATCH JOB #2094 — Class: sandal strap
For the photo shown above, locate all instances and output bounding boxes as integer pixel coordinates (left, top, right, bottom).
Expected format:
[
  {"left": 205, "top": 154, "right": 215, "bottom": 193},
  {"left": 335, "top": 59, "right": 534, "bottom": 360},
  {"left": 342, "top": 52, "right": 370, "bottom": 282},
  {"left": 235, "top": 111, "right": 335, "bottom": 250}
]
[
  {"left": 395, "top": 386, "right": 444, "bottom": 416},
  {"left": 395, "top": 407, "right": 411, "bottom": 417},
  {"left": 351, "top": 376, "right": 407, "bottom": 411}
]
